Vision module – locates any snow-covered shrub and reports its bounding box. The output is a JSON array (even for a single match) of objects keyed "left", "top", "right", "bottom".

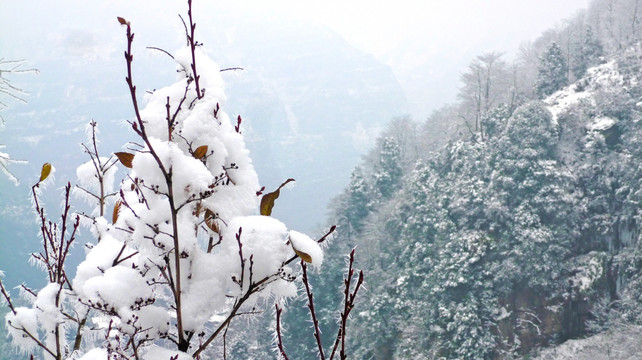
[{"left": 0, "top": 3, "right": 362, "bottom": 359}]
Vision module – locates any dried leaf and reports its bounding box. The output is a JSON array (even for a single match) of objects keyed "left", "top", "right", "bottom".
[
  {"left": 260, "top": 178, "right": 295, "bottom": 216},
  {"left": 294, "top": 249, "right": 312, "bottom": 263},
  {"left": 193, "top": 145, "right": 208, "bottom": 160},
  {"left": 39, "top": 163, "right": 52, "bottom": 182},
  {"left": 117, "top": 17, "right": 129, "bottom": 25},
  {"left": 193, "top": 203, "right": 203, "bottom": 217},
  {"left": 113, "top": 200, "right": 122, "bottom": 224},
  {"left": 115, "top": 152, "right": 135, "bottom": 168},
  {"left": 204, "top": 209, "right": 219, "bottom": 234}
]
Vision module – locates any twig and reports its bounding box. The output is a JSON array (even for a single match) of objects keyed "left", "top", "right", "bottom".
[
  {"left": 220, "top": 67, "right": 244, "bottom": 72},
  {"left": 120, "top": 18, "right": 188, "bottom": 350},
  {"left": 275, "top": 304, "right": 290, "bottom": 360},
  {"left": 329, "top": 248, "right": 364, "bottom": 360},
  {"left": 146, "top": 46, "right": 175, "bottom": 60},
  {"left": 0, "top": 276, "right": 16, "bottom": 314},
  {"left": 302, "top": 262, "right": 325, "bottom": 360},
  {"left": 187, "top": 0, "right": 202, "bottom": 99}
]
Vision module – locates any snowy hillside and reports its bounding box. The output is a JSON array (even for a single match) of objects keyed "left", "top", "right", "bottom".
[{"left": 535, "top": 326, "right": 642, "bottom": 359}]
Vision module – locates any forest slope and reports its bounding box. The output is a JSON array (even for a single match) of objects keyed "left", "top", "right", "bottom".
[{"left": 295, "top": 0, "right": 642, "bottom": 358}]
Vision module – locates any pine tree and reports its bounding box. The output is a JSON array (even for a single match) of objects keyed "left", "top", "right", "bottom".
[
  {"left": 373, "top": 136, "right": 402, "bottom": 199},
  {"left": 535, "top": 42, "right": 569, "bottom": 98},
  {"left": 344, "top": 166, "right": 372, "bottom": 233}
]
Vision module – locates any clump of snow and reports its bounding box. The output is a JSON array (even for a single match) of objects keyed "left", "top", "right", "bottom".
[
  {"left": 34, "top": 283, "right": 65, "bottom": 351},
  {"left": 568, "top": 252, "right": 603, "bottom": 293},
  {"left": 587, "top": 116, "right": 616, "bottom": 132},
  {"left": 77, "top": 348, "right": 109, "bottom": 360},
  {"left": 545, "top": 87, "right": 592, "bottom": 125},
  {"left": 222, "top": 216, "right": 291, "bottom": 286},
  {"left": 289, "top": 230, "right": 323, "bottom": 267},
  {"left": 5, "top": 308, "right": 39, "bottom": 352},
  {"left": 143, "top": 345, "right": 193, "bottom": 360},
  {"left": 73, "top": 235, "right": 134, "bottom": 298}
]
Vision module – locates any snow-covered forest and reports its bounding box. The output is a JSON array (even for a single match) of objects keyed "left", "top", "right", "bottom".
[
  {"left": 308, "top": 0, "right": 642, "bottom": 358},
  {"left": 4, "top": 0, "right": 642, "bottom": 358}
]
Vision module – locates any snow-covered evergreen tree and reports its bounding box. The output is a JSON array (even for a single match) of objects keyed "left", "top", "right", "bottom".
[
  {"left": 373, "top": 136, "right": 402, "bottom": 200},
  {"left": 535, "top": 42, "right": 569, "bottom": 98}
]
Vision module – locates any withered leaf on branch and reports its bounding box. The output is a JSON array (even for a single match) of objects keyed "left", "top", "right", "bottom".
[
  {"left": 193, "top": 145, "right": 208, "bottom": 160},
  {"left": 260, "top": 178, "right": 295, "bottom": 216},
  {"left": 294, "top": 249, "right": 312, "bottom": 263},
  {"left": 113, "top": 200, "right": 122, "bottom": 224},
  {"left": 204, "top": 208, "right": 220, "bottom": 234},
  {"left": 39, "top": 163, "right": 52, "bottom": 182},
  {"left": 115, "top": 152, "right": 135, "bottom": 168},
  {"left": 117, "top": 17, "right": 129, "bottom": 25}
]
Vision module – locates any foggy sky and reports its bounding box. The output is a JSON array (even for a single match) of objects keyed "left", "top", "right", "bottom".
[{"left": 2, "top": 0, "right": 591, "bottom": 120}]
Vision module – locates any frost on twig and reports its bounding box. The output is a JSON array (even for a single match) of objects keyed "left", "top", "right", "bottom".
[
  {"left": 0, "top": 58, "right": 39, "bottom": 124},
  {"left": 0, "top": 58, "right": 36, "bottom": 184},
  {"left": 0, "top": 144, "right": 26, "bottom": 186}
]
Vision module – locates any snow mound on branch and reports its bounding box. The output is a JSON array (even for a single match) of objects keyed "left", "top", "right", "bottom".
[
  {"left": 289, "top": 230, "right": 323, "bottom": 267},
  {"left": 77, "top": 348, "right": 109, "bottom": 360},
  {"left": 5, "top": 307, "right": 39, "bottom": 352},
  {"left": 143, "top": 345, "right": 193, "bottom": 360}
]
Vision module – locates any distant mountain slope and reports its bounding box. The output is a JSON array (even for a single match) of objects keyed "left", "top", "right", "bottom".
[
  {"left": 311, "top": 2, "right": 642, "bottom": 356},
  {"left": 0, "top": 17, "right": 405, "bottom": 291},
  {"left": 216, "top": 18, "right": 407, "bottom": 232}
]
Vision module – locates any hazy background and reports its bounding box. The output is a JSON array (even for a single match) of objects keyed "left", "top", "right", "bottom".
[
  {"left": 0, "top": 0, "right": 590, "bottom": 288},
  {"left": 2, "top": 0, "right": 591, "bottom": 118}
]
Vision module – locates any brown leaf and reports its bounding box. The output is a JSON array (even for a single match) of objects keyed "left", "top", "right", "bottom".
[
  {"left": 204, "top": 209, "right": 220, "bottom": 234},
  {"left": 39, "top": 163, "right": 52, "bottom": 182},
  {"left": 193, "top": 203, "right": 203, "bottom": 217},
  {"left": 113, "top": 200, "right": 122, "bottom": 224},
  {"left": 117, "top": 17, "right": 129, "bottom": 25},
  {"left": 294, "top": 249, "right": 312, "bottom": 263},
  {"left": 193, "top": 145, "right": 208, "bottom": 160},
  {"left": 259, "top": 178, "right": 295, "bottom": 216},
  {"left": 115, "top": 152, "right": 135, "bottom": 168}
]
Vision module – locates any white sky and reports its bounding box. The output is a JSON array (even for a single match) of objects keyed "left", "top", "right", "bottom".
[
  {"left": 273, "top": 0, "right": 591, "bottom": 57},
  {"left": 1, "top": 0, "right": 591, "bottom": 118}
]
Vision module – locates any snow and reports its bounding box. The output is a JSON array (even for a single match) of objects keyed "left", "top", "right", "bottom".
[
  {"left": 81, "top": 266, "right": 151, "bottom": 312},
  {"left": 545, "top": 86, "right": 592, "bottom": 125},
  {"left": 534, "top": 325, "right": 642, "bottom": 359},
  {"left": 588, "top": 116, "right": 616, "bottom": 132},
  {"left": 75, "top": 157, "right": 117, "bottom": 195},
  {"left": 143, "top": 345, "right": 193, "bottom": 360},
  {"left": 77, "top": 348, "right": 109, "bottom": 360},
  {"left": 289, "top": 230, "right": 324, "bottom": 267},
  {"left": 569, "top": 252, "right": 603, "bottom": 293},
  {"left": 73, "top": 235, "right": 134, "bottom": 299},
  {"left": 33, "top": 283, "right": 63, "bottom": 336},
  {"left": 544, "top": 60, "right": 623, "bottom": 125},
  {"left": 5, "top": 307, "right": 39, "bottom": 352},
  {"left": 223, "top": 216, "right": 291, "bottom": 286},
  {"left": 3, "top": 41, "right": 323, "bottom": 358}
]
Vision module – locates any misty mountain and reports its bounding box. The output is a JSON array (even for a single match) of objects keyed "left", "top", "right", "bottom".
[
  {"left": 0, "top": 16, "right": 405, "bottom": 291},
  {"left": 213, "top": 18, "right": 407, "bottom": 232},
  {"left": 270, "top": 0, "right": 642, "bottom": 358}
]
